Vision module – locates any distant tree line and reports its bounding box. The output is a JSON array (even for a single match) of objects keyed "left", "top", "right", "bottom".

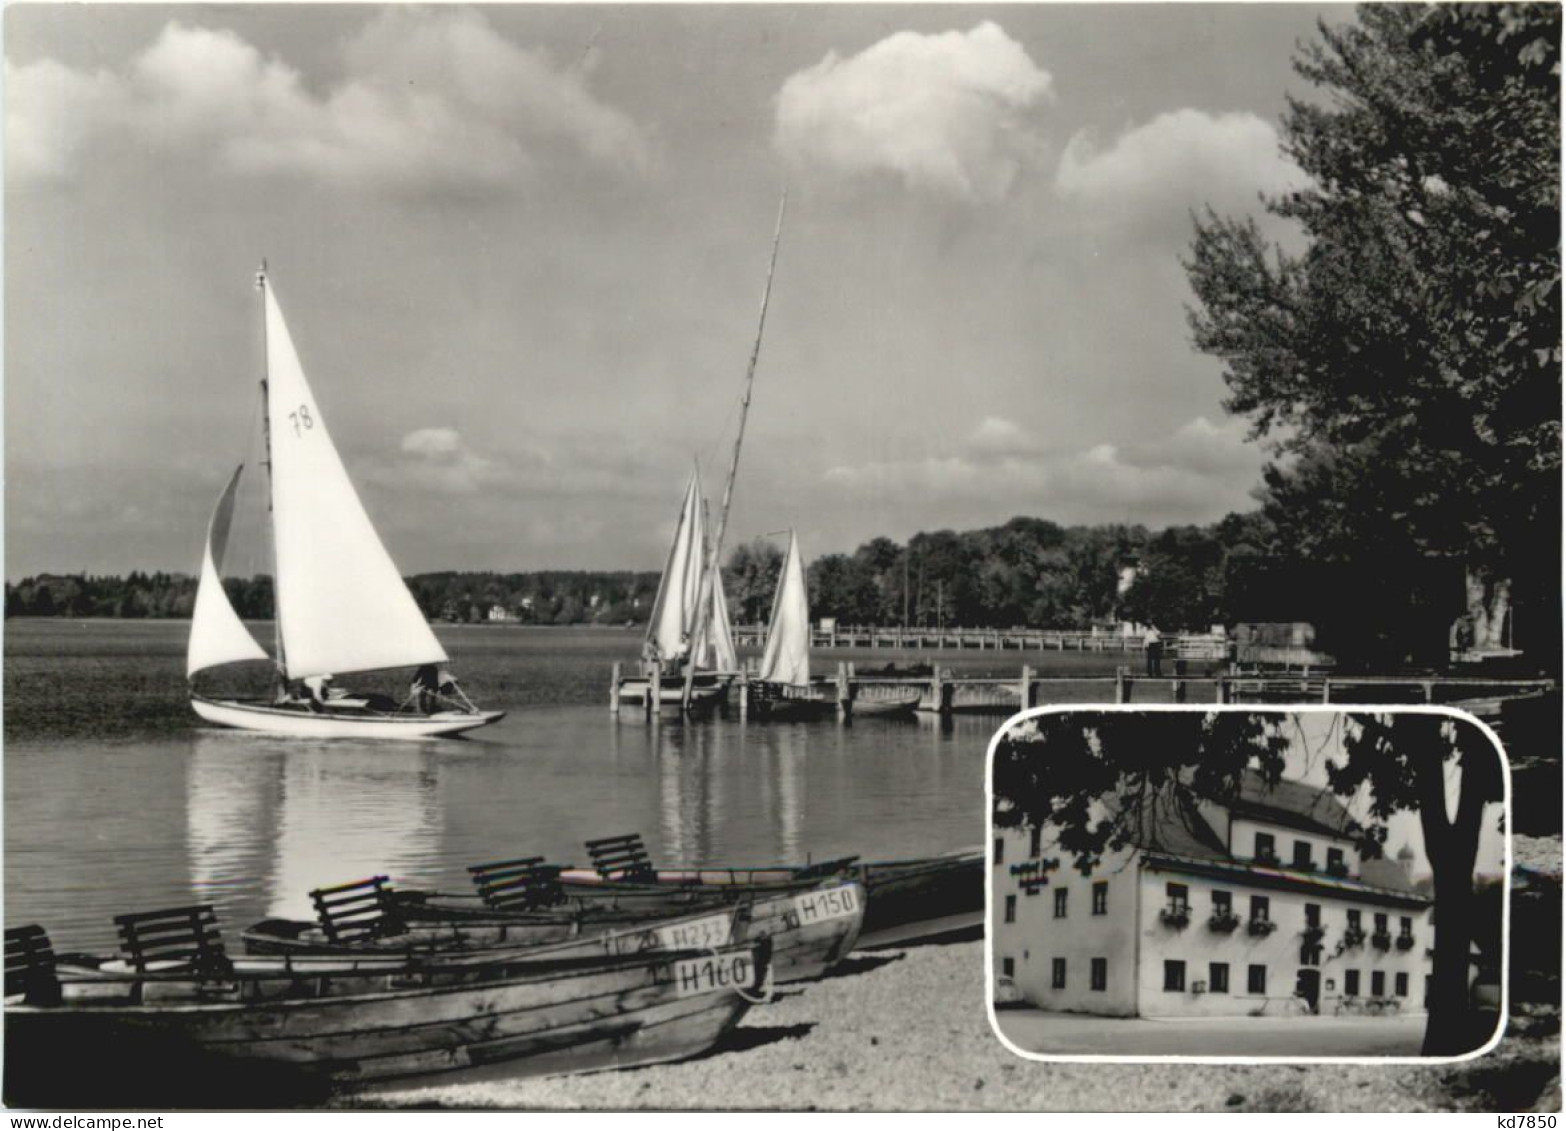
[{"left": 3, "top": 506, "right": 1484, "bottom": 667}]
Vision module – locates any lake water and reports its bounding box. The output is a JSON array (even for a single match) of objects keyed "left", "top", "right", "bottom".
[{"left": 5, "top": 619, "right": 1127, "bottom": 951}]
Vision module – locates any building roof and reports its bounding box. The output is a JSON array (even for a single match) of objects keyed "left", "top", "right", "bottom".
[
  {"left": 1122, "top": 771, "right": 1424, "bottom": 903},
  {"left": 1226, "top": 769, "right": 1357, "bottom": 840}
]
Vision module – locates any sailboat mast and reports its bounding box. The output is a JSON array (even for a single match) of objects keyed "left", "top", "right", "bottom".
[
  {"left": 683, "top": 189, "right": 787, "bottom": 710},
  {"left": 256, "top": 262, "right": 287, "bottom": 685}
]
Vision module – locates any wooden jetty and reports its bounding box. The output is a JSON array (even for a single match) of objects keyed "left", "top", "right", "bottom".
[{"left": 612, "top": 657, "right": 1555, "bottom": 721}]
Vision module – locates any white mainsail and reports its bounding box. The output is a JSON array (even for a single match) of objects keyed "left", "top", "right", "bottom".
[
  {"left": 187, "top": 464, "right": 269, "bottom": 678},
  {"left": 262, "top": 277, "right": 447, "bottom": 679},
  {"left": 758, "top": 530, "right": 811, "bottom": 687},
  {"left": 645, "top": 470, "right": 706, "bottom": 662},
  {"left": 700, "top": 576, "right": 738, "bottom": 672}
]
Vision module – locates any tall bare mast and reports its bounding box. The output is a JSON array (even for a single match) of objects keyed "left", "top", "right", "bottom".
[
  {"left": 683, "top": 189, "right": 787, "bottom": 711},
  {"left": 256, "top": 261, "right": 286, "bottom": 684}
]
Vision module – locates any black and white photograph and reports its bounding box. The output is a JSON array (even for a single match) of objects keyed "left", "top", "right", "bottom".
[
  {"left": 4, "top": 0, "right": 1560, "bottom": 1116},
  {"left": 989, "top": 708, "right": 1509, "bottom": 1059}
]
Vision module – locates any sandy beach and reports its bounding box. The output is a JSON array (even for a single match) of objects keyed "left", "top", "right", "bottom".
[{"left": 367, "top": 936, "right": 1560, "bottom": 1112}]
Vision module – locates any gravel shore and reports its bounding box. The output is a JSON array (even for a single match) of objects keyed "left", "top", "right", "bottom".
[{"left": 365, "top": 937, "right": 1559, "bottom": 1112}]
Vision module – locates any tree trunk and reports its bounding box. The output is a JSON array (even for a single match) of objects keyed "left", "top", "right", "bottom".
[
  {"left": 1415, "top": 744, "right": 1486, "bottom": 1056},
  {"left": 1464, "top": 566, "right": 1514, "bottom": 653}
]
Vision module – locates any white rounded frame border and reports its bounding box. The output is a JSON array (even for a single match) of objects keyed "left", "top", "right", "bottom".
[{"left": 983, "top": 702, "right": 1512, "bottom": 1066}]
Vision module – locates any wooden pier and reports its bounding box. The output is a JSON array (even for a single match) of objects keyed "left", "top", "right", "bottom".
[
  {"left": 726, "top": 624, "right": 1244, "bottom": 660},
  {"left": 612, "top": 659, "right": 1555, "bottom": 722}
]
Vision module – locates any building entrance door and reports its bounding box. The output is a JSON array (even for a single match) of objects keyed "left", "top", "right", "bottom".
[{"left": 1295, "top": 968, "right": 1321, "bottom": 1014}]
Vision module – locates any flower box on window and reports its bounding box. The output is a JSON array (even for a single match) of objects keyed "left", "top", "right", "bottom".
[
  {"left": 1371, "top": 931, "right": 1393, "bottom": 951},
  {"left": 1247, "top": 917, "right": 1277, "bottom": 937},
  {"left": 1160, "top": 903, "right": 1191, "bottom": 928},
  {"left": 1208, "top": 911, "right": 1241, "bottom": 933}
]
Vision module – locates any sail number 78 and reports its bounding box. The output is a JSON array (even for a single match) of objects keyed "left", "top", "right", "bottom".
[{"left": 288, "top": 405, "right": 314, "bottom": 436}]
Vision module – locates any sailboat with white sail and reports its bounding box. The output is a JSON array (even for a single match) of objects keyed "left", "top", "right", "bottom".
[
  {"left": 752, "top": 531, "right": 920, "bottom": 721},
  {"left": 186, "top": 267, "right": 503, "bottom": 739},
  {"left": 616, "top": 192, "right": 785, "bottom": 715},
  {"left": 616, "top": 467, "right": 738, "bottom": 710}
]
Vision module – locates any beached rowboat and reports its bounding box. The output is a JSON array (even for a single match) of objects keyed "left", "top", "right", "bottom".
[
  {"left": 552, "top": 836, "right": 983, "bottom": 950},
  {"left": 270, "top": 868, "right": 863, "bottom": 985},
  {"left": 6, "top": 907, "right": 765, "bottom": 1101}
]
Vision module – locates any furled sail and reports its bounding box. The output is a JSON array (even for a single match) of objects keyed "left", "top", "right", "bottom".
[
  {"left": 262, "top": 278, "right": 447, "bottom": 679},
  {"left": 758, "top": 530, "right": 811, "bottom": 687},
  {"left": 644, "top": 470, "right": 706, "bottom": 663},
  {"left": 187, "top": 464, "right": 269, "bottom": 678}
]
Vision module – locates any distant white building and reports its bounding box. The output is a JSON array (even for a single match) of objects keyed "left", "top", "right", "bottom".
[
  {"left": 993, "top": 771, "right": 1433, "bottom": 1018},
  {"left": 486, "top": 604, "right": 517, "bottom": 623}
]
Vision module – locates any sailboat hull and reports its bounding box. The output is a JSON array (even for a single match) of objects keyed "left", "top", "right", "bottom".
[
  {"left": 615, "top": 675, "right": 731, "bottom": 709},
  {"left": 191, "top": 695, "right": 503, "bottom": 739}
]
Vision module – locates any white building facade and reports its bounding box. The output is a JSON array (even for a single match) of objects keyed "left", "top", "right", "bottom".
[{"left": 993, "top": 774, "right": 1433, "bottom": 1018}]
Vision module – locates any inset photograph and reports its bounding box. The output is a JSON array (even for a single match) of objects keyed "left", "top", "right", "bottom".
[{"left": 990, "top": 708, "right": 1507, "bottom": 1060}]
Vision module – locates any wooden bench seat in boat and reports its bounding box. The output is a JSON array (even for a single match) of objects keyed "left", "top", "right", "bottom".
[
  {"left": 6, "top": 924, "right": 61, "bottom": 1005},
  {"left": 310, "top": 876, "right": 407, "bottom": 944},
  {"left": 115, "top": 904, "right": 235, "bottom": 978},
  {"left": 585, "top": 834, "right": 657, "bottom": 882},
  {"left": 467, "top": 856, "right": 566, "bottom": 910}
]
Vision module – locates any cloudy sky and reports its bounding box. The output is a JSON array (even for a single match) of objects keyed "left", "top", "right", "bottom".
[{"left": 5, "top": 3, "right": 1345, "bottom": 579}]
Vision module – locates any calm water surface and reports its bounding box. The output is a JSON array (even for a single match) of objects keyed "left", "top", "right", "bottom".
[{"left": 5, "top": 619, "right": 1045, "bottom": 950}]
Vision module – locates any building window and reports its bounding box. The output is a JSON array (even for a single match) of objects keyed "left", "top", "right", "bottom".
[
  {"left": 1052, "top": 958, "right": 1066, "bottom": 989},
  {"left": 1305, "top": 903, "right": 1321, "bottom": 928},
  {"left": 1054, "top": 888, "right": 1068, "bottom": 919},
  {"left": 1293, "top": 840, "right": 1314, "bottom": 869},
  {"left": 1248, "top": 964, "right": 1267, "bottom": 994},
  {"left": 1255, "top": 832, "right": 1277, "bottom": 862},
  {"left": 1327, "top": 847, "right": 1347, "bottom": 875},
  {"left": 1395, "top": 973, "right": 1409, "bottom": 997},
  {"left": 1004, "top": 895, "right": 1016, "bottom": 924},
  {"left": 1002, "top": 956, "right": 1015, "bottom": 977},
  {"left": 1399, "top": 916, "right": 1413, "bottom": 938},
  {"left": 1210, "top": 962, "right": 1230, "bottom": 993},
  {"left": 1091, "top": 957, "right": 1107, "bottom": 992},
  {"left": 1345, "top": 969, "right": 1360, "bottom": 996},
  {"left": 1250, "top": 894, "right": 1270, "bottom": 922},
  {"left": 1166, "top": 882, "right": 1189, "bottom": 913},
  {"left": 1374, "top": 912, "right": 1388, "bottom": 933},
  {"left": 1347, "top": 909, "right": 1362, "bottom": 930},
  {"left": 1029, "top": 826, "right": 1042, "bottom": 857},
  {"left": 1092, "top": 881, "right": 1108, "bottom": 915},
  {"left": 1371, "top": 971, "right": 1386, "bottom": 997},
  {"left": 1164, "top": 960, "right": 1186, "bottom": 992},
  {"left": 1213, "top": 890, "right": 1232, "bottom": 913}
]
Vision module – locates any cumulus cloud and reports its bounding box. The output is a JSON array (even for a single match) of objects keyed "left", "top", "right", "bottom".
[
  {"left": 398, "top": 427, "right": 499, "bottom": 493},
  {"left": 822, "top": 413, "right": 1264, "bottom": 526},
  {"left": 774, "top": 22, "right": 1052, "bottom": 203},
  {"left": 1055, "top": 109, "right": 1304, "bottom": 224},
  {"left": 7, "top": 10, "right": 649, "bottom": 191}
]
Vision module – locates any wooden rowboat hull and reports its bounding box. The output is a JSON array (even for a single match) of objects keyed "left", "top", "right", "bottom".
[
  {"left": 378, "top": 882, "right": 865, "bottom": 985},
  {"left": 7, "top": 944, "right": 762, "bottom": 1102},
  {"left": 558, "top": 854, "right": 981, "bottom": 951},
  {"left": 847, "top": 691, "right": 922, "bottom": 719},
  {"left": 192, "top": 695, "right": 504, "bottom": 739}
]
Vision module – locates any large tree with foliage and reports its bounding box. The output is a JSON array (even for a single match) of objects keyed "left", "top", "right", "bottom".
[
  {"left": 994, "top": 710, "right": 1503, "bottom": 1055},
  {"left": 1185, "top": 3, "right": 1560, "bottom": 665}
]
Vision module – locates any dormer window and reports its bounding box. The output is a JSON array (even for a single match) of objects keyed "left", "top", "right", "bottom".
[
  {"left": 1326, "top": 847, "right": 1348, "bottom": 876},
  {"left": 1254, "top": 832, "right": 1278, "bottom": 864}
]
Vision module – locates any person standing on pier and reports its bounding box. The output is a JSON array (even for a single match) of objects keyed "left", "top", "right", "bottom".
[{"left": 1143, "top": 624, "right": 1163, "bottom": 676}]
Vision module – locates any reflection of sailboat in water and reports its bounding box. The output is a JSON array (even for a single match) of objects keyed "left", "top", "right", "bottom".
[
  {"left": 186, "top": 267, "right": 502, "bottom": 739},
  {"left": 267, "top": 746, "right": 444, "bottom": 920},
  {"left": 186, "top": 738, "right": 285, "bottom": 918},
  {"left": 185, "top": 737, "right": 445, "bottom": 922}
]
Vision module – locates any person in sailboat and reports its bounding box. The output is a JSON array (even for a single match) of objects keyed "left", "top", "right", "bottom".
[
  {"left": 303, "top": 674, "right": 335, "bottom": 712},
  {"left": 412, "top": 664, "right": 441, "bottom": 714}
]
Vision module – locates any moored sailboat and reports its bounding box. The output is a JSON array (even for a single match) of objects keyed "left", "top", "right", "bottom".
[
  {"left": 615, "top": 468, "right": 738, "bottom": 710},
  {"left": 187, "top": 268, "right": 502, "bottom": 739}
]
